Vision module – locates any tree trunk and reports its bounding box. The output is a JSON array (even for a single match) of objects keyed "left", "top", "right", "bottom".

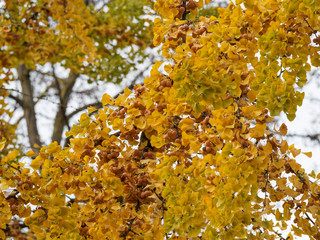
[{"left": 18, "top": 64, "right": 41, "bottom": 153}]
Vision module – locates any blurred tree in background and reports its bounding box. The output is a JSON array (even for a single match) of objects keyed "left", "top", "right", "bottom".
[{"left": 0, "top": 0, "right": 155, "bottom": 154}]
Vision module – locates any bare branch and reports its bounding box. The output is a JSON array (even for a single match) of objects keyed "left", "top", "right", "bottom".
[
  {"left": 34, "top": 82, "right": 56, "bottom": 105},
  {"left": 14, "top": 115, "right": 24, "bottom": 126},
  {"left": 1, "top": 87, "right": 72, "bottom": 109},
  {"left": 66, "top": 101, "right": 102, "bottom": 121},
  {"left": 72, "top": 88, "right": 97, "bottom": 96},
  {"left": 8, "top": 93, "right": 24, "bottom": 108},
  {"left": 286, "top": 133, "right": 320, "bottom": 144}
]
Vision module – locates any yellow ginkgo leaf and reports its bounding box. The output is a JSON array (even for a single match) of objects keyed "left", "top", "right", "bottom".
[
  {"left": 101, "top": 93, "right": 114, "bottom": 106},
  {"left": 0, "top": 137, "right": 6, "bottom": 151},
  {"left": 302, "top": 152, "right": 312, "bottom": 158},
  {"left": 279, "top": 123, "right": 288, "bottom": 136},
  {"left": 251, "top": 123, "right": 266, "bottom": 138},
  {"left": 26, "top": 150, "right": 35, "bottom": 157},
  {"left": 30, "top": 156, "right": 42, "bottom": 170},
  {"left": 7, "top": 150, "right": 19, "bottom": 161},
  {"left": 88, "top": 106, "right": 97, "bottom": 114}
]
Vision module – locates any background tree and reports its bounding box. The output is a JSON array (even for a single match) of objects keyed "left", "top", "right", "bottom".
[
  {"left": 1, "top": 0, "right": 320, "bottom": 239},
  {"left": 0, "top": 0, "right": 155, "bottom": 155}
]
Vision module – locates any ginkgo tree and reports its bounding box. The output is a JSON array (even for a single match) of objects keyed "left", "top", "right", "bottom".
[{"left": 1, "top": 0, "right": 320, "bottom": 239}]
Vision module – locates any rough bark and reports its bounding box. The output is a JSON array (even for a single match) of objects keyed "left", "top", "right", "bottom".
[{"left": 18, "top": 64, "right": 41, "bottom": 153}]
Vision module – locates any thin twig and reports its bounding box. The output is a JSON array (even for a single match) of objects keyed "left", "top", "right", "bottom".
[
  {"left": 7, "top": 163, "right": 21, "bottom": 173},
  {"left": 274, "top": 231, "right": 288, "bottom": 240},
  {"left": 66, "top": 101, "right": 102, "bottom": 120},
  {"left": 1, "top": 87, "right": 75, "bottom": 110},
  {"left": 305, "top": 212, "right": 315, "bottom": 225},
  {"left": 34, "top": 82, "right": 56, "bottom": 105},
  {"left": 263, "top": 164, "right": 270, "bottom": 210},
  {"left": 304, "top": 18, "right": 319, "bottom": 37},
  {"left": 122, "top": 217, "right": 138, "bottom": 240}
]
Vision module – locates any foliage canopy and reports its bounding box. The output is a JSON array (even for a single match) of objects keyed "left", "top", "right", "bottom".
[{"left": 1, "top": 0, "right": 320, "bottom": 239}]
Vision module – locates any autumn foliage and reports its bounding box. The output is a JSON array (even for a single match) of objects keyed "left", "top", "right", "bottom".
[
  {"left": 1, "top": 0, "right": 320, "bottom": 239},
  {"left": 0, "top": 0, "right": 153, "bottom": 154}
]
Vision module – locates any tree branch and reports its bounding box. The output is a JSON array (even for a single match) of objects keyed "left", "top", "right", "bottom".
[
  {"left": 1, "top": 87, "right": 71, "bottom": 108},
  {"left": 14, "top": 115, "right": 24, "bottom": 126},
  {"left": 8, "top": 93, "right": 24, "bottom": 108},
  {"left": 51, "top": 67, "right": 79, "bottom": 144},
  {"left": 66, "top": 101, "right": 102, "bottom": 121},
  {"left": 34, "top": 82, "right": 56, "bottom": 105},
  {"left": 286, "top": 133, "right": 320, "bottom": 144}
]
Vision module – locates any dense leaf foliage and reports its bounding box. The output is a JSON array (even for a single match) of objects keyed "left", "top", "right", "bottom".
[
  {"left": 1, "top": 0, "right": 320, "bottom": 239},
  {"left": 0, "top": 81, "right": 17, "bottom": 157},
  {"left": 0, "top": 0, "right": 152, "bottom": 82}
]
